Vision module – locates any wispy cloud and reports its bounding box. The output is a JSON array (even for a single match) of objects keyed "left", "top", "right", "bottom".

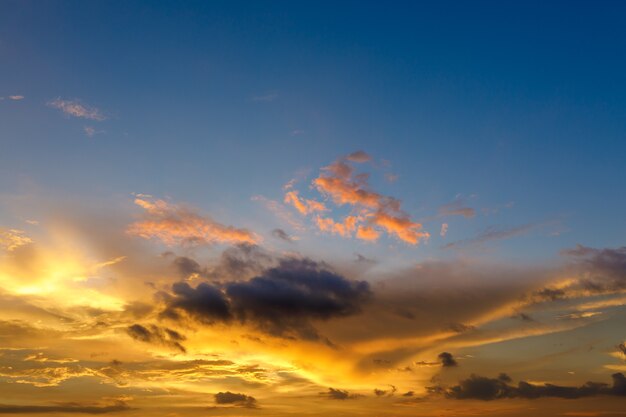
[
  {"left": 47, "top": 98, "right": 106, "bottom": 121},
  {"left": 128, "top": 196, "right": 260, "bottom": 246},
  {"left": 440, "top": 223, "right": 448, "bottom": 237},
  {"left": 438, "top": 197, "right": 476, "bottom": 218},
  {"left": 0, "top": 228, "right": 33, "bottom": 251},
  {"left": 250, "top": 92, "right": 278, "bottom": 102},
  {"left": 443, "top": 224, "right": 533, "bottom": 249}
]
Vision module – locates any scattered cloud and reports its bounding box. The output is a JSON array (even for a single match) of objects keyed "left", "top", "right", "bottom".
[
  {"left": 438, "top": 197, "right": 476, "bottom": 218},
  {"left": 271, "top": 228, "right": 293, "bottom": 243},
  {"left": 286, "top": 152, "right": 429, "bottom": 244},
  {"left": 8, "top": 95, "right": 24, "bottom": 100},
  {"left": 443, "top": 224, "right": 533, "bottom": 249},
  {"left": 284, "top": 190, "right": 327, "bottom": 215},
  {"left": 214, "top": 391, "right": 257, "bottom": 408},
  {"left": 440, "top": 223, "right": 448, "bottom": 237},
  {"left": 321, "top": 388, "right": 360, "bottom": 400},
  {"left": 126, "top": 323, "right": 186, "bottom": 353},
  {"left": 438, "top": 352, "right": 458, "bottom": 367},
  {"left": 0, "top": 228, "right": 33, "bottom": 251},
  {"left": 83, "top": 126, "right": 102, "bottom": 137},
  {"left": 47, "top": 98, "right": 106, "bottom": 121},
  {"left": 128, "top": 196, "right": 259, "bottom": 246},
  {"left": 439, "top": 372, "right": 626, "bottom": 400}
]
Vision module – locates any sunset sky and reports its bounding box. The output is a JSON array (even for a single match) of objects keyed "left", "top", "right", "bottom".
[{"left": 1, "top": 1, "right": 626, "bottom": 416}]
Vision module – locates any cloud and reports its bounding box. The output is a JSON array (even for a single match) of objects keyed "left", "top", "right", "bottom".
[
  {"left": 250, "top": 92, "right": 277, "bottom": 102},
  {"left": 47, "top": 98, "right": 106, "bottom": 121},
  {"left": 345, "top": 150, "right": 371, "bottom": 163},
  {"left": 83, "top": 126, "right": 101, "bottom": 137},
  {"left": 284, "top": 190, "right": 327, "bottom": 215},
  {"left": 0, "top": 228, "right": 33, "bottom": 251},
  {"left": 617, "top": 343, "right": 626, "bottom": 357},
  {"left": 161, "top": 257, "right": 370, "bottom": 341},
  {"left": 438, "top": 198, "right": 476, "bottom": 218},
  {"left": 443, "top": 224, "right": 533, "bottom": 249},
  {"left": 562, "top": 245, "right": 626, "bottom": 291},
  {"left": 271, "top": 228, "right": 293, "bottom": 242},
  {"left": 214, "top": 391, "right": 257, "bottom": 408},
  {"left": 0, "top": 401, "right": 131, "bottom": 414},
  {"left": 440, "top": 223, "right": 448, "bottom": 237},
  {"left": 441, "top": 373, "right": 626, "bottom": 400},
  {"left": 128, "top": 196, "right": 259, "bottom": 246},
  {"left": 126, "top": 324, "right": 186, "bottom": 353},
  {"left": 438, "top": 352, "right": 458, "bottom": 367},
  {"left": 287, "top": 153, "right": 429, "bottom": 244},
  {"left": 322, "top": 388, "right": 359, "bottom": 400},
  {"left": 8, "top": 95, "right": 24, "bottom": 100}
]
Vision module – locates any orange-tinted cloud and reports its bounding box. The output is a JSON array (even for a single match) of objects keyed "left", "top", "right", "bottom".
[
  {"left": 356, "top": 226, "right": 381, "bottom": 242},
  {"left": 128, "top": 197, "right": 259, "bottom": 246},
  {"left": 315, "top": 216, "right": 358, "bottom": 237},
  {"left": 289, "top": 153, "right": 429, "bottom": 245},
  {"left": 284, "top": 191, "right": 327, "bottom": 215}
]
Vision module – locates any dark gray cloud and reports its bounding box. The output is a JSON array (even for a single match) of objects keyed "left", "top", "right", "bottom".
[
  {"left": 322, "top": 388, "right": 360, "bottom": 400},
  {"left": 441, "top": 372, "right": 626, "bottom": 400},
  {"left": 618, "top": 343, "right": 626, "bottom": 356},
  {"left": 374, "top": 385, "right": 397, "bottom": 397},
  {"left": 172, "top": 256, "right": 204, "bottom": 278},
  {"left": 354, "top": 253, "right": 376, "bottom": 265},
  {"left": 438, "top": 352, "right": 458, "bottom": 367},
  {"left": 214, "top": 391, "right": 257, "bottom": 408},
  {"left": 0, "top": 401, "right": 130, "bottom": 414},
  {"left": 161, "top": 257, "right": 370, "bottom": 341},
  {"left": 271, "top": 228, "right": 293, "bottom": 243},
  {"left": 126, "top": 324, "right": 186, "bottom": 353}
]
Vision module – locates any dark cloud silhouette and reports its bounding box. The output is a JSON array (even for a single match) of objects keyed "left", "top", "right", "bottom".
[
  {"left": 0, "top": 401, "right": 130, "bottom": 414},
  {"left": 441, "top": 372, "right": 626, "bottom": 400},
  {"left": 161, "top": 282, "right": 231, "bottom": 323},
  {"left": 618, "top": 343, "right": 626, "bottom": 356},
  {"left": 448, "top": 323, "right": 475, "bottom": 333},
  {"left": 214, "top": 391, "right": 257, "bottom": 408},
  {"left": 438, "top": 352, "right": 458, "bottom": 367},
  {"left": 172, "top": 256, "right": 204, "bottom": 278},
  {"left": 271, "top": 228, "right": 293, "bottom": 242},
  {"left": 532, "top": 287, "right": 565, "bottom": 302},
  {"left": 322, "top": 388, "right": 360, "bottom": 400},
  {"left": 161, "top": 258, "right": 370, "bottom": 341},
  {"left": 126, "top": 324, "right": 186, "bottom": 353},
  {"left": 374, "top": 385, "right": 397, "bottom": 397}
]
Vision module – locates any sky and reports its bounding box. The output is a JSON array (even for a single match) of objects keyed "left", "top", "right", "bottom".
[{"left": 1, "top": 1, "right": 626, "bottom": 416}]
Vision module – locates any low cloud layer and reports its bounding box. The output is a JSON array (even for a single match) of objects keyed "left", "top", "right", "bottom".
[
  {"left": 439, "top": 372, "right": 626, "bottom": 400},
  {"left": 161, "top": 257, "right": 370, "bottom": 340}
]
